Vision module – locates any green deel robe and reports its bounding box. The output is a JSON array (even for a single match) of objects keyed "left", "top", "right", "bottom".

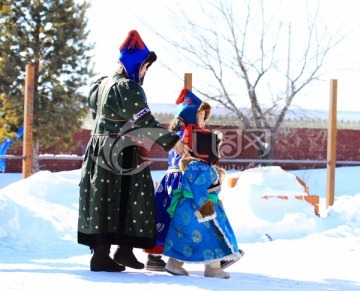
[{"left": 77, "top": 72, "right": 179, "bottom": 249}]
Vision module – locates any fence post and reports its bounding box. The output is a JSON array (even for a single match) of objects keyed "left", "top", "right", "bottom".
[
  {"left": 22, "top": 64, "right": 35, "bottom": 179},
  {"left": 326, "top": 79, "right": 337, "bottom": 208}
]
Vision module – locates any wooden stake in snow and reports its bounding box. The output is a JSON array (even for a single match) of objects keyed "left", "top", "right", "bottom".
[{"left": 326, "top": 79, "right": 337, "bottom": 208}]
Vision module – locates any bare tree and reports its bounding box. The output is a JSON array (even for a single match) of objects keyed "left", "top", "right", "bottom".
[{"left": 151, "top": 0, "right": 347, "bottom": 160}]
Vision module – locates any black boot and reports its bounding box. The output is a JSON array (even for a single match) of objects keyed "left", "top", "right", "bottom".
[
  {"left": 145, "top": 254, "right": 166, "bottom": 271},
  {"left": 113, "top": 245, "right": 144, "bottom": 269},
  {"left": 90, "top": 245, "right": 125, "bottom": 272}
]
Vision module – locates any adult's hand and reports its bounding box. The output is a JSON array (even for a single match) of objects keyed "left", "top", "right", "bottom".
[{"left": 174, "top": 140, "right": 191, "bottom": 157}]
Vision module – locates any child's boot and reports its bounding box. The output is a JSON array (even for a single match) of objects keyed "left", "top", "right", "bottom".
[
  {"left": 164, "top": 258, "right": 189, "bottom": 276},
  {"left": 145, "top": 254, "right": 166, "bottom": 271},
  {"left": 204, "top": 261, "right": 230, "bottom": 279}
]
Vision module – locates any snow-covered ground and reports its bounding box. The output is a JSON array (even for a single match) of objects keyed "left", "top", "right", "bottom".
[{"left": 0, "top": 166, "right": 359, "bottom": 290}]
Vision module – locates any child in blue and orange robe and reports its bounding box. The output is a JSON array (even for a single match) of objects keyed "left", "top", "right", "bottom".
[
  {"left": 163, "top": 125, "right": 243, "bottom": 279},
  {"left": 143, "top": 89, "right": 211, "bottom": 271}
]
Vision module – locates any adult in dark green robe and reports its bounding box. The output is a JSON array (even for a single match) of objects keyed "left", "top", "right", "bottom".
[{"left": 77, "top": 30, "right": 186, "bottom": 272}]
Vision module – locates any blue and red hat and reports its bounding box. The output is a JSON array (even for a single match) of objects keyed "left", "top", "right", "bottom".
[
  {"left": 175, "top": 89, "right": 211, "bottom": 126},
  {"left": 119, "top": 30, "right": 156, "bottom": 83}
]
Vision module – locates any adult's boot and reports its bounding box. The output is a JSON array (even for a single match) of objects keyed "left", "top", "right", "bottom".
[
  {"left": 90, "top": 245, "right": 125, "bottom": 272},
  {"left": 113, "top": 245, "right": 144, "bottom": 269}
]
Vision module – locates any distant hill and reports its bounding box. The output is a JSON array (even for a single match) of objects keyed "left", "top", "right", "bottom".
[
  {"left": 149, "top": 103, "right": 360, "bottom": 129},
  {"left": 149, "top": 103, "right": 234, "bottom": 116},
  {"left": 149, "top": 103, "right": 360, "bottom": 120},
  {"left": 82, "top": 103, "right": 360, "bottom": 130}
]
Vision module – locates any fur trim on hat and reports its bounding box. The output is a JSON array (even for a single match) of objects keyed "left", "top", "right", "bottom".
[
  {"left": 143, "top": 51, "right": 157, "bottom": 68},
  {"left": 198, "top": 101, "right": 211, "bottom": 121}
]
